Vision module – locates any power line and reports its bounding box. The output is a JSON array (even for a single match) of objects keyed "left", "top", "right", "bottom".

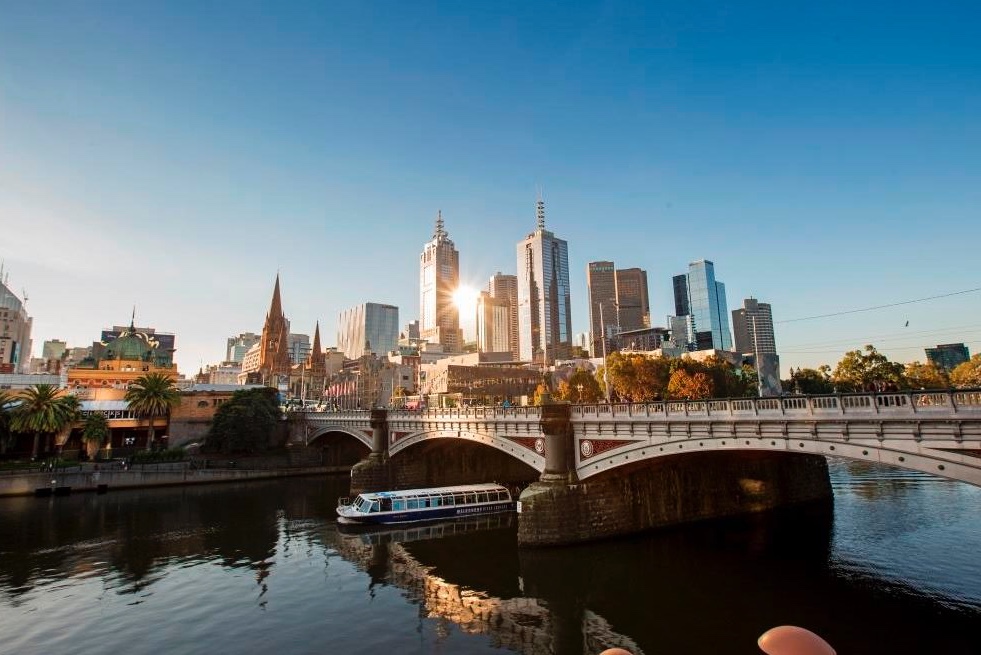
[{"left": 776, "top": 287, "right": 981, "bottom": 324}]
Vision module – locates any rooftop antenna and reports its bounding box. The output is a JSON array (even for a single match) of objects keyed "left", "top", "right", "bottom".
[
  {"left": 435, "top": 210, "right": 445, "bottom": 240},
  {"left": 536, "top": 186, "right": 546, "bottom": 230}
]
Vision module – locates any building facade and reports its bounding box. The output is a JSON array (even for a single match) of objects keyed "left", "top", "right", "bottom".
[
  {"left": 926, "top": 343, "right": 970, "bottom": 373},
  {"left": 287, "top": 333, "right": 311, "bottom": 365},
  {"left": 0, "top": 274, "right": 32, "bottom": 374},
  {"left": 419, "top": 212, "right": 463, "bottom": 352},
  {"left": 487, "top": 272, "right": 519, "bottom": 360},
  {"left": 226, "top": 332, "right": 260, "bottom": 364},
  {"left": 337, "top": 302, "right": 399, "bottom": 359},
  {"left": 476, "top": 291, "right": 511, "bottom": 354},
  {"left": 516, "top": 198, "right": 572, "bottom": 365},
  {"left": 732, "top": 298, "right": 776, "bottom": 356},
  {"left": 68, "top": 319, "right": 178, "bottom": 389},
  {"left": 587, "top": 261, "right": 617, "bottom": 359},
  {"left": 672, "top": 260, "right": 733, "bottom": 351},
  {"left": 615, "top": 267, "right": 650, "bottom": 331}
]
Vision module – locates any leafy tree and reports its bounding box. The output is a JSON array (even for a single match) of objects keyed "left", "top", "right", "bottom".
[
  {"left": 205, "top": 388, "right": 281, "bottom": 454},
  {"left": 559, "top": 367, "right": 603, "bottom": 403},
  {"left": 532, "top": 383, "right": 550, "bottom": 406},
  {"left": 666, "top": 370, "right": 712, "bottom": 400},
  {"left": 10, "top": 384, "right": 81, "bottom": 459},
  {"left": 832, "top": 345, "right": 905, "bottom": 392},
  {"left": 81, "top": 412, "right": 110, "bottom": 459},
  {"left": 125, "top": 373, "right": 180, "bottom": 451},
  {"left": 0, "top": 391, "right": 14, "bottom": 455},
  {"left": 903, "top": 361, "right": 949, "bottom": 390},
  {"left": 950, "top": 354, "right": 981, "bottom": 388},
  {"left": 789, "top": 367, "right": 836, "bottom": 394}
]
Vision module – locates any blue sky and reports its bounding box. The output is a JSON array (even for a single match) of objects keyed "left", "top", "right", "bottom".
[{"left": 2, "top": 1, "right": 979, "bottom": 376}]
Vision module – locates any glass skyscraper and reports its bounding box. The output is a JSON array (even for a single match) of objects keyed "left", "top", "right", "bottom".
[
  {"left": 673, "top": 260, "right": 732, "bottom": 351},
  {"left": 337, "top": 302, "right": 399, "bottom": 359},
  {"left": 516, "top": 198, "right": 572, "bottom": 365},
  {"left": 419, "top": 211, "right": 463, "bottom": 352}
]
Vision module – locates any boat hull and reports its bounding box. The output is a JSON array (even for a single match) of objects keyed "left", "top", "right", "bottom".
[{"left": 336, "top": 501, "right": 515, "bottom": 526}]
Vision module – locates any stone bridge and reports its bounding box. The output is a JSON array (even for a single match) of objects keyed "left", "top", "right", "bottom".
[{"left": 289, "top": 390, "right": 981, "bottom": 545}]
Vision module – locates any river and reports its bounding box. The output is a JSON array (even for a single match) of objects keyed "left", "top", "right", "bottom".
[{"left": 0, "top": 459, "right": 978, "bottom": 655}]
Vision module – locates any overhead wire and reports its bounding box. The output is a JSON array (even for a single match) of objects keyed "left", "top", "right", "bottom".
[{"left": 776, "top": 287, "right": 981, "bottom": 324}]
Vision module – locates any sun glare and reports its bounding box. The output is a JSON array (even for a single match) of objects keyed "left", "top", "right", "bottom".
[{"left": 452, "top": 285, "right": 478, "bottom": 311}]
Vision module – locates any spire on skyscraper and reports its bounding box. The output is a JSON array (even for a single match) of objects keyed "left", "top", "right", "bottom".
[
  {"left": 536, "top": 191, "right": 546, "bottom": 231},
  {"left": 434, "top": 210, "right": 446, "bottom": 241}
]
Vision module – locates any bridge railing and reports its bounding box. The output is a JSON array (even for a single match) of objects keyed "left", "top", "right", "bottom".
[{"left": 570, "top": 390, "right": 981, "bottom": 419}]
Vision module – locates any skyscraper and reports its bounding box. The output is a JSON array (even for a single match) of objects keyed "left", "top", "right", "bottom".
[
  {"left": 226, "top": 332, "right": 260, "bottom": 363},
  {"left": 516, "top": 197, "right": 572, "bottom": 365},
  {"left": 732, "top": 298, "right": 776, "bottom": 356},
  {"left": 615, "top": 268, "right": 650, "bottom": 331},
  {"left": 287, "top": 333, "right": 311, "bottom": 365},
  {"left": 926, "top": 343, "right": 970, "bottom": 372},
  {"left": 337, "top": 302, "right": 399, "bottom": 359},
  {"left": 476, "top": 291, "right": 511, "bottom": 354},
  {"left": 672, "top": 260, "right": 732, "bottom": 351},
  {"left": 488, "top": 272, "right": 519, "bottom": 360},
  {"left": 0, "top": 270, "right": 32, "bottom": 373},
  {"left": 419, "top": 212, "right": 463, "bottom": 352},
  {"left": 586, "top": 261, "right": 617, "bottom": 358}
]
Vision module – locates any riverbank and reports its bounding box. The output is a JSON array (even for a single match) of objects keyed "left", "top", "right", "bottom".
[{"left": 0, "top": 463, "right": 349, "bottom": 497}]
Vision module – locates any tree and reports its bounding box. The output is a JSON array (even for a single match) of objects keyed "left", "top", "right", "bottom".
[
  {"left": 0, "top": 390, "right": 14, "bottom": 455},
  {"left": 903, "top": 361, "right": 949, "bottom": 390},
  {"left": 10, "top": 384, "right": 81, "bottom": 459},
  {"left": 125, "top": 373, "right": 180, "bottom": 451},
  {"left": 562, "top": 368, "right": 603, "bottom": 403},
  {"left": 832, "top": 345, "right": 905, "bottom": 392},
  {"left": 790, "top": 367, "right": 836, "bottom": 394},
  {"left": 666, "top": 370, "right": 712, "bottom": 400},
  {"left": 205, "top": 388, "right": 281, "bottom": 454},
  {"left": 950, "top": 354, "right": 981, "bottom": 388},
  {"left": 81, "top": 412, "right": 111, "bottom": 460},
  {"left": 532, "top": 383, "right": 550, "bottom": 406}
]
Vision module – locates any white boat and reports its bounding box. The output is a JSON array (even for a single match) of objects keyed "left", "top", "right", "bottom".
[{"left": 336, "top": 483, "right": 515, "bottom": 525}]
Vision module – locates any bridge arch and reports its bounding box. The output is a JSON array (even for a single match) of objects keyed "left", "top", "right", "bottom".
[
  {"left": 390, "top": 428, "right": 545, "bottom": 472},
  {"left": 307, "top": 424, "right": 373, "bottom": 449}
]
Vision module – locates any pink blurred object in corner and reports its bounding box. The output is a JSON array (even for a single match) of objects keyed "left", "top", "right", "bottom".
[{"left": 758, "top": 625, "right": 836, "bottom": 655}]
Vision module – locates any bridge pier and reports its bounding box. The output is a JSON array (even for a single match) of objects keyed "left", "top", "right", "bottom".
[
  {"left": 517, "top": 403, "right": 833, "bottom": 546},
  {"left": 350, "top": 409, "right": 392, "bottom": 495}
]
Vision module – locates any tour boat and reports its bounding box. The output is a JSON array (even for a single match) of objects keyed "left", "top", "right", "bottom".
[{"left": 336, "top": 483, "right": 515, "bottom": 525}]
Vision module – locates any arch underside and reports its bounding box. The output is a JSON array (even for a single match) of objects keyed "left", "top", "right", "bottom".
[
  {"left": 574, "top": 435, "right": 981, "bottom": 486},
  {"left": 391, "top": 429, "right": 546, "bottom": 472},
  {"left": 307, "top": 425, "right": 373, "bottom": 449}
]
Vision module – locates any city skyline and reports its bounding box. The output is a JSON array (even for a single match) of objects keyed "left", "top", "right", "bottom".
[{"left": 2, "top": 2, "right": 979, "bottom": 375}]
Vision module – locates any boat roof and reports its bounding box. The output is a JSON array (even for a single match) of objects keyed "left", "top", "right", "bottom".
[{"left": 358, "top": 483, "right": 508, "bottom": 499}]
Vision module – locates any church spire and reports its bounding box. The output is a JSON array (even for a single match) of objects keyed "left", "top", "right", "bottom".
[
  {"left": 268, "top": 274, "right": 284, "bottom": 319},
  {"left": 434, "top": 210, "right": 446, "bottom": 241},
  {"left": 309, "top": 321, "right": 322, "bottom": 363}
]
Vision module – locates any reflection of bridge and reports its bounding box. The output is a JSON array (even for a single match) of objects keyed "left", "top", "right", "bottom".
[{"left": 291, "top": 390, "right": 981, "bottom": 544}]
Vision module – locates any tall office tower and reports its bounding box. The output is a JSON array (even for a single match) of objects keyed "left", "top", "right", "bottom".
[
  {"left": 516, "top": 197, "right": 572, "bottom": 365},
  {"left": 732, "top": 298, "right": 776, "bottom": 356},
  {"left": 926, "top": 343, "right": 970, "bottom": 372},
  {"left": 287, "top": 333, "right": 311, "bottom": 365},
  {"left": 476, "top": 291, "right": 511, "bottom": 353},
  {"left": 673, "top": 260, "right": 732, "bottom": 351},
  {"left": 488, "top": 272, "right": 519, "bottom": 359},
  {"left": 587, "top": 261, "right": 617, "bottom": 358},
  {"left": 0, "top": 269, "right": 33, "bottom": 373},
  {"left": 419, "top": 212, "right": 463, "bottom": 352},
  {"left": 337, "top": 302, "right": 399, "bottom": 359},
  {"left": 42, "top": 339, "right": 67, "bottom": 362},
  {"left": 258, "top": 274, "right": 293, "bottom": 384},
  {"left": 615, "top": 267, "right": 650, "bottom": 330},
  {"left": 226, "top": 332, "right": 260, "bottom": 363}
]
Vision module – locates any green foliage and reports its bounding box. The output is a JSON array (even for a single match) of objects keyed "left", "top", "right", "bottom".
[
  {"left": 556, "top": 368, "right": 603, "bottom": 403},
  {"left": 666, "top": 369, "right": 712, "bottom": 400},
  {"left": 82, "top": 412, "right": 110, "bottom": 444},
  {"left": 950, "top": 354, "right": 981, "bottom": 388},
  {"left": 903, "top": 361, "right": 949, "bottom": 390},
  {"left": 598, "top": 352, "right": 755, "bottom": 401},
  {"left": 0, "top": 391, "right": 13, "bottom": 452},
  {"left": 205, "top": 388, "right": 281, "bottom": 454},
  {"left": 788, "top": 367, "right": 836, "bottom": 394},
  {"left": 125, "top": 373, "right": 180, "bottom": 450},
  {"left": 832, "top": 345, "right": 905, "bottom": 392},
  {"left": 9, "top": 385, "right": 80, "bottom": 458}
]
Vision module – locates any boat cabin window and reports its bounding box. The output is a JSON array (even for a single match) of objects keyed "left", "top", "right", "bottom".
[
  {"left": 465, "top": 493, "right": 476, "bottom": 504},
  {"left": 443, "top": 494, "right": 454, "bottom": 506},
  {"left": 477, "top": 492, "right": 488, "bottom": 503},
  {"left": 407, "top": 499, "right": 419, "bottom": 510},
  {"left": 393, "top": 500, "right": 405, "bottom": 511}
]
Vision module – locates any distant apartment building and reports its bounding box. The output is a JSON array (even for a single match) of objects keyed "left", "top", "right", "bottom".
[
  {"left": 487, "top": 272, "right": 519, "bottom": 360},
  {"left": 403, "top": 320, "right": 420, "bottom": 340},
  {"left": 516, "top": 197, "right": 572, "bottom": 365},
  {"left": 419, "top": 212, "right": 463, "bottom": 352},
  {"left": 287, "top": 333, "right": 311, "bottom": 365},
  {"left": 671, "top": 260, "right": 732, "bottom": 351},
  {"left": 204, "top": 362, "right": 243, "bottom": 385},
  {"left": 926, "top": 343, "right": 970, "bottom": 373},
  {"left": 615, "top": 267, "right": 650, "bottom": 331},
  {"left": 476, "top": 291, "right": 511, "bottom": 354},
  {"left": 586, "top": 261, "right": 617, "bottom": 358},
  {"left": 732, "top": 298, "right": 781, "bottom": 397},
  {"left": 0, "top": 274, "right": 33, "bottom": 373},
  {"left": 226, "top": 332, "right": 260, "bottom": 364},
  {"left": 42, "top": 339, "right": 68, "bottom": 362},
  {"left": 337, "top": 302, "right": 399, "bottom": 359}
]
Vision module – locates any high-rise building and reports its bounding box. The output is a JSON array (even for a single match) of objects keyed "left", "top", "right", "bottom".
[
  {"left": 616, "top": 268, "right": 650, "bottom": 330},
  {"left": 586, "top": 261, "right": 617, "bottom": 358},
  {"left": 403, "top": 320, "right": 420, "bottom": 341},
  {"left": 926, "top": 343, "right": 970, "bottom": 372},
  {"left": 516, "top": 197, "right": 572, "bottom": 365},
  {"left": 337, "top": 302, "right": 399, "bottom": 359},
  {"left": 419, "top": 212, "right": 463, "bottom": 352},
  {"left": 42, "top": 339, "right": 67, "bottom": 362},
  {"left": 287, "top": 333, "right": 311, "bottom": 365},
  {"left": 672, "top": 260, "right": 732, "bottom": 351},
  {"left": 226, "top": 332, "right": 260, "bottom": 363},
  {"left": 0, "top": 270, "right": 32, "bottom": 373},
  {"left": 476, "top": 291, "right": 511, "bottom": 354},
  {"left": 487, "top": 272, "right": 519, "bottom": 359},
  {"left": 732, "top": 298, "right": 776, "bottom": 356}
]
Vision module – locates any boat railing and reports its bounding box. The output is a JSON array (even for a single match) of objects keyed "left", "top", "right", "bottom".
[{"left": 337, "top": 496, "right": 350, "bottom": 507}]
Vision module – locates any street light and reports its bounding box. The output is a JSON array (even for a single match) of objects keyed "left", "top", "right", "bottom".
[
  {"left": 599, "top": 302, "right": 611, "bottom": 403},
  {"left": 751, "top": 314, "right": 763, "bottom": 398}
]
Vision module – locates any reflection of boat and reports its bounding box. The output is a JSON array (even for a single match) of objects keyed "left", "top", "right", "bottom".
[
  {"left": 336, "top": 483, "right": 515, "bottom": 525},
  {"left": 338, "top": 512, "right": 516, "bottom": 545}
]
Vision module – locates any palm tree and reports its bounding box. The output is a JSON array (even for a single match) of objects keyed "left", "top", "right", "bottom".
[
  {"left": 10, "top": 384, "right": 81, "bottom": 459},
  {"left": 81, "top": 412, "right": 110, "bottom": 460},
  {"left": 0, "top": 390, "right": 15, "bottom": 456},
  {"left": 125, "top": 373, "right": 180, "bottom": 451}
]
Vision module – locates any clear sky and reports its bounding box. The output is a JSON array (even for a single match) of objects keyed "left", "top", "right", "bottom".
[{"left": 2, "top": 1, "right": 979, "bottom": 376}]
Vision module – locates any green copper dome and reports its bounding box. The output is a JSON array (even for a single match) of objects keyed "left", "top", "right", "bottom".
[{"left": 106, "top": 332, "right": 152, "bottom": 361}]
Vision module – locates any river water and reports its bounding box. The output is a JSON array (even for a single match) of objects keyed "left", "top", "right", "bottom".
[{"left": 0, "top": 459, "right": 978, "bottom": 655}]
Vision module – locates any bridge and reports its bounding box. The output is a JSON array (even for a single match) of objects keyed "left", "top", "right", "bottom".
[{"left": 289, "top": 390, "right": 981, "bottom": 545}]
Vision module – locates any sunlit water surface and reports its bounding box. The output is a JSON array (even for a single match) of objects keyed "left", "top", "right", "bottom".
[{"left": 0, "top": 459, "right": 978, "bottom": 655}]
